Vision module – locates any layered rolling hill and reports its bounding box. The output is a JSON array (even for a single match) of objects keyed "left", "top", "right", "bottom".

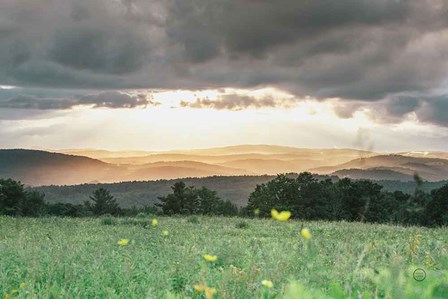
[
  {"left": 311, "top": 155, "right": 448, "bottom": 181},
  {"left": 0, "top": 149, "right": 117, "bottom": 186},
  {"left": 0, "top": 149, "right": 251, "bottom": 185},
  {"left": 2, "top": 146, "right": 448, "bottom": 186}
]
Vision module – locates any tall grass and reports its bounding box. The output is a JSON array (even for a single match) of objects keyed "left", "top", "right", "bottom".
[{"left": 0, "top": 216, "right": 446, "bottom": 298}]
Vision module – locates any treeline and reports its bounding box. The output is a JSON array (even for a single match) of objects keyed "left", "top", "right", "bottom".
[
  {"left": 1, "top": 173, "right": 447, "bottom": 227},
  {"left": 0, "top": 178, "right": 153, "bottom": 217},
  {"left": 244, "top": 173, "right": 448, "bottom": 227},
  {"left": 35, "top": 175, "right": 448, "bottom": 209},
  {"left": 0, "top": 179, "right": 237, "bottom": 218},
  {"left": 156, "top": 182, "right": 238, "bottom": 216}
]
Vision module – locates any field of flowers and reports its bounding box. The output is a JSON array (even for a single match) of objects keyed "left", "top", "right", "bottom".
[{"left": 0, "top": 215, "right": 447, "bottom": 298}]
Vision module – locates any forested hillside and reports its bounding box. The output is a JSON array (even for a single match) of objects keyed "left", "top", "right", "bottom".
[{"left": 33, "top": 175, "right": 448, "bottom": 208}]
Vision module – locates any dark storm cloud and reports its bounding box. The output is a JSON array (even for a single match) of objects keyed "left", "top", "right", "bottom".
[
  {"left": 383, "top": 96, "right": 422, "bottom": 118},
  {"left": 388, "top": 95, "right": 448, "bottom": 127},
  {"left": 78, "top": 91, "right": 160, "bottom": 108},
  {"left": 49, "top": 26, "right": 149, "bottom": 75},
  {"left": 0, "top": 95, "right": 74, "bottom": 109},
  {"left": 0, "top": 89, "right": 158, "bottom": 110},
  {"left": 180, "top": 94, "right": 297, "bottom": 110},
  {"left": 163, "top": 0, "right": 448, "bottom": 101},
  {"left": 333, "top": 96, "right": 422, "bottom": 122},
  {"left": 166, "top": 0, "right": 410, "bottom": 60},
  {"left": 417, "top": 96, "right": 448, "bottom": 126},
  {"left": 1, "top": 0, "right": 448, "bottom": 125},
  {"left": 334, "top": 94, "right": 448, "bottom": 127},
  {"left": 0, "top": 0, "right": 161, "bottom": 88}
]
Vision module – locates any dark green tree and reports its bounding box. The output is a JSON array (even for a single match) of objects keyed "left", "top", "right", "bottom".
[
  {"left": 246, "top": 174, "right": 298, "bottom": 217},
  {"left": 156, "top": 182, "right": 238, "bottom": 216},
  {"left": 47, "top": 202, "right": 90, "bottom": 217},
  {"left": 246, "top": 173, "right": 332, "bottom": 220},
  {"left": 335, "top": 178, "right": 361, "bottom": 221},
  {"left": 356, "top": 180, "right": 386, "bottom": 223},
  {"left": 216, "top": 200, "right": 239, "bottom": 216},
  {"left": 294, "top": 172, "right": 332, "bottom": 220},
  {"left": 21, "top": 191, "right": 47, "bottom": 217},
  {"left": 426, "top": 183, "right": 448, "bottom": 226},
  {"left": 196, "top": 187, "right": 221, "bottom": 214},
  {"left": 381, "top": 191, "right": 411, "bottom": 224},
  {"left": 85, "top": 188, "right": 120, "bottom": 216},
  {"left": 0, "top": 178, "right": 47, "bottom": 216},
  {"left": 399, "top": 174, "right": 430, "bottom": 226},
  {"left": 156, "top": 182, "right": 198, "bottom": 215},
  {"left": 0, "top": 178, "right": 27, "bottom": 216}
]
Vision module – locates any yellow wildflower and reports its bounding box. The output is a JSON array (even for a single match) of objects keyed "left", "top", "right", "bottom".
[
  {"left": 4, "top": 293, "right": 10, "bottom": 299},
  {"left": 193, "top": 284, "right": 216, "bottom": 299},
  {"left": 117, "top": 239, "right": 129, "bottom": 246},
  {"left": 204, "top": 287, "right": 217, "bottom": 299},
  {"left": 151, "top": 219, "right": 158, "bottom": 227},
  {"left": 204, "top": 254, "right": 218, "bottom": 262},
  {"left": 193, "top": 284, "right": 206, "bottom": 292},
  {"left": 271, "top": 209, "right": 291, "bottom": 221},
  {"left": 300, "top": 228, "right": 312, "bottom": 239},
  {"left": 20, "top": 283, "right": 26, "bottom": 288},
  {"left": 254, "top": 208, "right": 260, "bottom": 216},
  {"left": 162, "top": 230, "right": 169, "bottom": 236},
  {"left": 261, "top": 280, "right": 274, "bottom": 288}
]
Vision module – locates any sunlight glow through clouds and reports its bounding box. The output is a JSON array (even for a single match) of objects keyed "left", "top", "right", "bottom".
[{"left": 1, "top": 88, "right": 447, "bottom": 151}]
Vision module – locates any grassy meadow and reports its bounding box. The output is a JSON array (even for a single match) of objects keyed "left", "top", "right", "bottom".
[{"left": 0, "top": 216, "right": 447, "bottom": 298}]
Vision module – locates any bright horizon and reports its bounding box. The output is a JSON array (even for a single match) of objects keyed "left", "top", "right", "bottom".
[
  {"left": 34, "top": 144, "right": 441, "bottom": 155},
  {"left": 2, "top": 87, "right": 448, "bottom": 153}
]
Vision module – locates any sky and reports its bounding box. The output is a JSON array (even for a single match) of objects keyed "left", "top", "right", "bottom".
[{"left": 1, "top": 0, "right": 448, "bottom": 152}]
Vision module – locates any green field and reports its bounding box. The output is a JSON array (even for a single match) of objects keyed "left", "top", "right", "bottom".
[{"left": 1, "top": 216, "right": 447, "bottom": 298}]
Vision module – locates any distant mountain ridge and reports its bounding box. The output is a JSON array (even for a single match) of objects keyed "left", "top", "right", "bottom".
[
  {"left": 312, "top": 154, "right": 448, "bottom": 181},
  {"left": 0, "top": 149, "right": 116, "bottom": 186},
  {"left": 0, "top": 149, "right": 257, "bottom": 186},
  {"left": 332, "top": 168, "right": 415, "bottom": 181},
  {"left": 1, "top": 146, "right": 448, "bottom": 186}
]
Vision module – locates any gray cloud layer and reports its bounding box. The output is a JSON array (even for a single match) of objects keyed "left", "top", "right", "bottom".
[
  {"left": 180, "top": 94, "right": 297, "bottom": 110},
  {"left": 0, "top": 89, "right": 158, "bottom": 110},
  {"left": 335, "top": 95, "right": 448, "bottom": 126},
  {"left": 1, "top": 0, "right": 448, "bottom": 125}
]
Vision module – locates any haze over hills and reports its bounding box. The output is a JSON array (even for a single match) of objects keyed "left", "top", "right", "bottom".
[
  {"left": 332, "top": 168, "right": 415, "bottom": 181},
  {"left": 55, "top": 149, "right": 157, "bottom": 159},
  {"left": 398, "top": 151, "right": 448, "bottom": 160},
  {"left": 58, "top": 145, "right": 377, "bottom": 167},
  {"left": 2, "top": 145, "right": 448, "bottom": 186},
  {"left": 0, "top": 149, "right": 117, "bottom": 186},
  {"left": 311, "top": 155, "right": 448, "bottom": 181},
  {"left": 0, "top": 149, "right": 251, "bottom": 185}
]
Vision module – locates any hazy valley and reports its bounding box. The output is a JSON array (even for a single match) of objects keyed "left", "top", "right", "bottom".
[{"left": 2, "top": 145, "right": 448, "bottom": 187}]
